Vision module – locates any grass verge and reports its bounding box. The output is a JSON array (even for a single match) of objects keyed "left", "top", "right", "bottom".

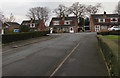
[
  {"left": 97, "top": 35, "right": 119, "bottom": 77},
  {"left": 102, "top": 35, "right": 120, "bottom": 39}
]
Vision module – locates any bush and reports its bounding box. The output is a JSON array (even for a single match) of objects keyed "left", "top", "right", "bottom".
[
  {"left": 97, "top": 30, "right": 120, "bottom": 35},
  {"left": 2, "top": 30, "right": 49, "bottom": 44}
]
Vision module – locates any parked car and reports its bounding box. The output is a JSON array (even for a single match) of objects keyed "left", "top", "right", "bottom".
[{"left": 108, "top": 26, "right": 120, "bottom": 31}]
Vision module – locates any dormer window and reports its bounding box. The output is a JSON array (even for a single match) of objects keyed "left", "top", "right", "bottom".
[
  {"left": 99, "top": 18, "right": 105, "bottom": 22},
  {"left": 64, "top": 21, "right": 70, "bottom": 25},
  {"left": 53, "top": 21, "right": 59, "bottom": 25},
  {"left": 111, "top": 18, "right": 118, "bottom": 22}
]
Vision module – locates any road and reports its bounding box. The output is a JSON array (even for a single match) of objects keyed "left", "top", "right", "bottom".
[{"left": 2, "top": 33, "right": 109, "bottom": 76}]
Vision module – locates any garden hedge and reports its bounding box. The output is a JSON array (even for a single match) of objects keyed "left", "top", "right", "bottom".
[
  {"left": 97, "top": 35, "right": 119, "bottom": 77},
  {"left": 2, "top": 30, "right": 50, "bottom": 44},
  {"left": 97, "top": 30, "right": 120, "bottom": 35}
]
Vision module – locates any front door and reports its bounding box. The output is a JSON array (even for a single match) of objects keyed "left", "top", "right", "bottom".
[
  {"left": 69, "top": 27, "right": 74, "bottom": 33},
  {"left": 50, "top": 28, "right": 53, "bottom": 34},
  {"left": 95, "top": 25, "right": 100, "bottom": 32}
]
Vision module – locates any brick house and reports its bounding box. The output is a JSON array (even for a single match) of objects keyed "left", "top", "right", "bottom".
[
  {"left": 3, "top": 22, "right": 20, "bottom": 33},
  {"left": 21, "top": 19, "right": 46, "bottom": 31},
  {"left": 90, "top": 12, "right": 120, "bottom": 32},
  {"left": 49, "top": 16, "right": 78, "bottom": 33}
]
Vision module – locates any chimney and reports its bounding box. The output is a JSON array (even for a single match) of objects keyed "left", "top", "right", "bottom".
[
  {"left": 104, "top": 11, "right": 106, "bottom": 15},
  {"left": 30, "top": 18, "right": 33, "bottom": 23},
  {"left": 66, "top": 15, "right": 68, "bottom": 17},
  {"left": 30, "top": 18, "right": 33, "bottom": 21},
  {"left": 62, "top": 15, "right": 65, "bottom": 20}
]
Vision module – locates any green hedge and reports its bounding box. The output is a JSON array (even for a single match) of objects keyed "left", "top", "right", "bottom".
[
  {"left": 97, "top": 30, "right": 120, "bottom": 35},
  {"left": 97, "top": 35, "right": 119, "bottom": 77},
  {"left": 2, "top": 30, "right": 50, "bottom": 44}
]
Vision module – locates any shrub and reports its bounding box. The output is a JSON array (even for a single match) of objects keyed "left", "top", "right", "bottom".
[{"left": 2, "top": 30, "right": 49, "bottom": 44}]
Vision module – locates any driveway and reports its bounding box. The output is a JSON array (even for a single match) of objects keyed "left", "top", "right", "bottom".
[{"left": 2, "top": 32, "right": 109, "bottom": 76}]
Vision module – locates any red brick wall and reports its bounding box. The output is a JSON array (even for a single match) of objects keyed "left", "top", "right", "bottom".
[
  {"left": 51, "top": 20, "right": 73, "bottom": 25},
  {"left": 90, "top": 16, "right": 95, "bottom": 32},
  {"left": 105, "top": 18, "right": 110, "bottom": 22},
  {"left": 95, "top": 19, "right": 99, "bottom": 22},
  {"left": 118, "top": 18, "right": 120, "bottom": 22},
  {"left": 70, "top": 20, "right": 73, "bottom": 24},
  {"left": 59, "top": 21, "right": 64, "bottom": 25},
  {"left": 38, "top": 20, "right": 46, "bottom": 31}
]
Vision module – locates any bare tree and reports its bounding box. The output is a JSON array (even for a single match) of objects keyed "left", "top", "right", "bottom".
[
  {"left": 68, "top": 2, "right": 86, "bottom": 19},
  {"left": 5, "top": 13, "right": 15, "bottom": 22},
  {"left": 0, "top": 10, "right": 5, "bottom": 23},
  {"left": 26, "top": 8, "right": 36, "bottom": 20},
  {"left": 114, "top": 1, "right": 120, "bottom": 14},
  {"left": 53, "top": 4, "right": 69, "bottom": 17},
  {"left": 0, "top": 10, "right": 15, "bottom": 23},
  {"left": 26, "top": 7, "right": 50, "bottom": 23},
  {"left": 86, "top": 3, "right": 102, "bottom": 15}
]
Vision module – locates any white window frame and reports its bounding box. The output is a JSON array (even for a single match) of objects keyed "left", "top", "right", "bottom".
[
  {"left": 53, "top": 21, "right": 59, "bottom": 25},
  {"left": 110, "top": 18, "right": 118, "bottom": 22},
  {"left": 95, "top": 25, "right": 100, "bottom": 32},
  {"left": 99, "top": 18, "right": 105, "bottom": 22},
  {"left": 30, "top": 24, "right": 33, "bottom": 28},
  {"left": 64, "top": 20, "right": 70, "bottom": 25},
  {"left": 30, "top": 23, "right": 36, "bottom": 28}
]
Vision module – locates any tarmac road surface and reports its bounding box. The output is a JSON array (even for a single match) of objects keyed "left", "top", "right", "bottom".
[{"left": 2, "top": 32, "right": 109, "bottom": 76}]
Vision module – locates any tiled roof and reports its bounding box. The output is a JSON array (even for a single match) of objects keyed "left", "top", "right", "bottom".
[
  {"left": 4, "top": 22, "right": 20, "bottom": 26},
  {"left": 91, "top": 14, "right": 119, "bottom": 18},
  {"left": 21, "top": 20, "right": 40, "bottom": 24},
  {"left": 51, "top": 16, "right": 76, "bottom": 21}
]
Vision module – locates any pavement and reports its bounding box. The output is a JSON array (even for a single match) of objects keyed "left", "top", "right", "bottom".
[{"left": 2, "top": 32, "right": 109, "bottom": 76}]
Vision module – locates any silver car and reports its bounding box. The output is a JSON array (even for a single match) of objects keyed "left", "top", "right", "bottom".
[{"left": 108, "top": 26, "right": 120, "bottom": 31}]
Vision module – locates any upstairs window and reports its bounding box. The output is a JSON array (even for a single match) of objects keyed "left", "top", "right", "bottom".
[
  {"left": 99, "top": 18, "right": 105, "bottom": 22},
  {"left": 30, "top": 23, "right": 35, "bottom": 28},
  {"left": 53, "top": 21, "right": 59, "bottom": 25},
  {"left": 64, "top": 21, "right": 70, "bottom": 25},
  {"left": 111, "top": 18, "right": 118, "bottom": 22},
  {"left": 94, "top": 19, "right": 98, "bottom": 22}
]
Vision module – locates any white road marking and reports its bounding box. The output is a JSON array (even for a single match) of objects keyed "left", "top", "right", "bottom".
[{"left": 49, "top": 40, "right": 81, "bottom": 77}]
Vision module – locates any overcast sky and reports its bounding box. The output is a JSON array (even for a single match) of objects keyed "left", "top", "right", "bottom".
[{"left": 0, "top": 0, "right": 119, "bottom": 25}]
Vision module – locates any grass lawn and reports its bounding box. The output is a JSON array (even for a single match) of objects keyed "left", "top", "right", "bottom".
[{"left": 103, "top": 35, "right": 120, "bottom": 39}]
